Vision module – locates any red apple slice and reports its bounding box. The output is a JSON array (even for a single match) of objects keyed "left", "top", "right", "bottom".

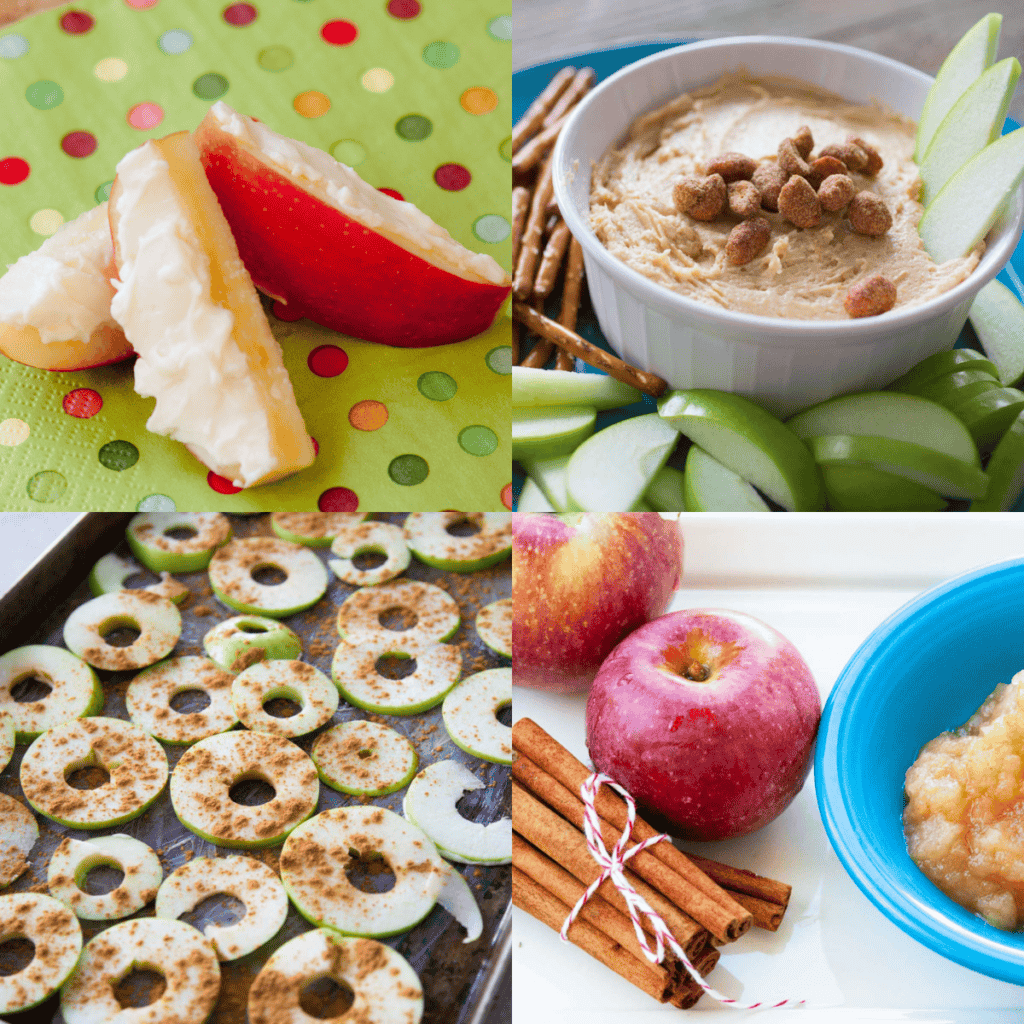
[
  {"left": 0, "top": 203, "right": 133, "bottom": 372},
  {"left": 193, "top": 102, "right": 511, "bottom": 347}
]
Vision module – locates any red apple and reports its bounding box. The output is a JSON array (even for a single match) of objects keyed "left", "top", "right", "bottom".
[
  {"left": 512, "top": 512, "right": 683, "bottom": 693},
  {"left": 586, "top": 608, "right": 820, "bottom": 840}
]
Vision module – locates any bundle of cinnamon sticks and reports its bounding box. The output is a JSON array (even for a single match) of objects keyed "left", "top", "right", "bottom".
[{"left": 512, "top": 717, "right": 793, "bottom": 1008}]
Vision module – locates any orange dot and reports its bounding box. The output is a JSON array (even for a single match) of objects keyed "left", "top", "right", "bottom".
[
  {"left": 348, "top": 400, "right": 388, "bottom": 431},
  {"left": 460, "top": 87, "right": 497, "bottom": 115},
  {"left": 294, "top": 90, "right": 331, "bottom": 118}
]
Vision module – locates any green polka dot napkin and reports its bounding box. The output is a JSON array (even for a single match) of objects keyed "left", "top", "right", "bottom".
[{"left": 0, "top": 0, "right": 511, "bottom": 512}]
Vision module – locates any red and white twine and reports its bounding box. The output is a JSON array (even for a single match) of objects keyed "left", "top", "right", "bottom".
[{"left": 559, "top": 772, "right": 803, "bottom": 1010}]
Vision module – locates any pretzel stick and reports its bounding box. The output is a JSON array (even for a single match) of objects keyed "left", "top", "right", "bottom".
[
  {"left": 512, "top": 185, "right": 532, "bottom": 266},
  {"left": 512, "top": 65, "right": 576, "bottom": 154},
  {"left": 512, "top": 111, "right": 570, "bottom": 175},
  {"left": 513, "top": 160, "right": 553, "bottom": 300},
  {"left": 513, "top": 301, "right": 668, "bottom": 398},
  {"left": 520, "top": 295, "right": 554, "bottom": 368},
  {"left": 558, "top": 236, "right": 585, "bottom": 331},
  {"left": 543, "top": 67, "right": 596, "bottom": 128},
  {"left": 534, "top": 219, "right": 572, "bottom": 299},
  {"left": 554, "top": 348, "right": 575, "bottom": 371},
  {"left": 545, "top": 193, "right": 560, "bottom": 219}
]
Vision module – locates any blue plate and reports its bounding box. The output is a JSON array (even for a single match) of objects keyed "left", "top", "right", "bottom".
[
  {"left": 816, "top": 557, "right": 1024, "bottom": 984},
  {"left": 512, "top": 42, "right": 1024, "bottom": 511}
]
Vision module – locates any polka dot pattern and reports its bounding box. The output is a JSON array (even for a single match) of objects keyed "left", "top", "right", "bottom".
[
  {"left": 434, "top": 163, "right": 471, "bottom": 191},
  {"left": 473, "top": 214, "right": 510, "bottom": 243},
  {"left": 321, "top": 20, "right": 358, "bottom": 46},
  {"left": 501, "top": 484, "right": 514, "bottom": 510},
  {"left": 330, "top": 140, "right": 365, "bottom": 166},
  {"left": 499, "top": 136, "right": 513, "bottom": 162},
  {"left": 486, "top": 346, "right": 512, "bottom": 375},
  {"left": 417, "top": 371, "right": 457, "bottom": 401},
  {"left": 423, "top": 41, "right": 460, "bottom": 69},
  {"left": 193, "top": 73, "right": 229, "bottom": 100},
  {"left": 459, "top": 425, "right": 499, "bottom": 456},
  {"left": 60, "top": 11, "right": 95, "bottom": 35},
  {"left": 29, "top": 209, "right": 64, "bottom": 236},
  {"left": 0, "top": 419, "right": 30, "bottom": 446},
  {"left": 0, "top": 34, "right": 29, "bottom": 59},
  {"left": 271, "top": 300, "right": 303, "bottom": 322},
  {"left": 63, "top": 389, "right": 103, "bottom": 418},
  {"left": 159, "top": 30, "right": 193, "bottom": 55},
  {"left": 127, "top": 103, "right": 163, "bottom": 130},
  {"left": 124, "top": 0, "right": 158, "bottom": 8},
  {"left": 99, "top": 440, "right": 140, "bottom": 470},
  {"left": 387, "top": 0, "right": 421, "bottom": 18},
  {"left": 488, "top": 15, "right": 513, "bottom": 41},
  {"left": 137, "top": 494, "right": 176, "bottom": 512},
  {"left": 461, "top": 87, "right": 498, "bottom": 115},
  {"left": 308, "top": 345, "right": 348, "bottom": 377},
  {"left": 319, "top": 487, "right": 358, "bottom": 512},
  {"left": 348, "top": 400, "right": 388, "bottom": 431},
  {"left": 361, "top": 68, "right": 394, "bottom": 93},
  {"left": 61, "top": 131, "right": 97, "bottom": 158},
  {"left": 25, "top": 80, "right": 63, "bottom": 110},
  {"left": 294, "top": 90, "right": 330, "bottom": 118},
  {"left": 207, "top": 471, "right": 242, "bottom": 494},
  {"left": 258, "top": 46, "right": 293, "bottom": 71},
  {"left": 94, "top": 58, "right": 128, "bottom": 81},
  {"left": 95, "top": 180, "right": 113, "bottom": 203},
  {"left": 377, "top": 187, "right": 404, "bottom": 201},
  {"left": 0, "top": 158, "right": 30, "bottom": 185},
  {"left": 223, "top": 3, "right": 258, "bottom": 27},
  {"left": 389, "top": 454, "right": 429, "bottom": 486},
  {"left": 27, "top": 470, "right": 66, "bottom": 502},
  {"left": 396, "top": 114, "right": 432, "bottom": 141}
]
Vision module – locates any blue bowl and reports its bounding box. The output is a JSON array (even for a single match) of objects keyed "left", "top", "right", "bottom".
[{"left": 816, "top": 558, "right": 1024, "bottom": 984}]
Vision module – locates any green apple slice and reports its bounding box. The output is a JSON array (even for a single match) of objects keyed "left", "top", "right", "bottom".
[
  {"left": 970, "top": 409, "right": 1024, "bottom": 509},
  {"left": 920, "top": 57, "right": 1020, "bottom": 205},
  {"left": 405, "top": 512, "right": 511, "bottom": 572},
  {"left": 908, "top": 372, "right": 1000, "bottom": 409},
  {"left": 787, "top": 391, "right": 981, "bottom": 465},
  {"left": 475, "top": 599, "right": 512, "bottom": 659},
  {"left": 512, "top": 405, "right": 596, "bottom": 461},
  {"left": 955, "top": 385, "right": 1024, "bottom": 452},
  {"left": 126, "top": 512, "right": 232, "bottom": 572},
  {"left": 565, "top": 413, "right": 678, "bottom": 511},
  {"left": 914, "top": 12, "right": 1001, "bottom": 161},
  {"left": 437, "top": 864, "right": 483, "bottom": 943},
  {"left": 970, "top": 279, "right": 1024, "bottom": 385},
  {"left": 643, "top": 465, "right": 687, "bottom": 512},
  {"left": 659, "top": 389, "right": 824, "bottom": 510},
  {"left": 329, "top": 520, "right": 410, "bottom": 586},
  {"left": 512, "top": 366, "right": 641, "bottom": 409},
  {"left": 682, "top": 444, "right": 771, "bottom": 512},
  {"left": 88, "top": 552, "right": 188, "bottom": 605},
  {"left": 516, "top": 476, "right": 556, "bottom": 512},
  {"left": 886, "top": 347, "right": 1000, "bottom": 392},
  {"left": 631, "top": 499, "right": 654, "bottom": 511},
  {"left": 336, "top": 578, "right": 460, "bottom": 647},
  {"left": 403, "top": 760, "right": 511, "bottom": 865},
  {"left": 520, "top": 454, "right": 570, "bottom": 511},
  {"left": 271, "top": 511, "right": 370, "bottom": 548},
  {"left": 442, "top": 667, "right": 511, "bottom": 764},
  {"left": 0, "top": 714, "right": 12, "bottom": 775},
  {"left": 918, "top": 126, "right": 1024, "bottom": 262},
  {"left": 809, "top": 434, "right": 989, "bottom": 499},
  {"left": 208, "top": 538, "right": 328, "bottom": 618},
  {"left": 202, "top": 615, "right": 303, "bottom": 674},
  {"left": 64, "top": 591, "right": 182, "bottom": 672},
  {"left": 0, "top": 794, "right": 38, "bottom": 887},
  {"left": 822, "top": 465, "right": 948, "bottom": 511},
  {"left": 311, "top": 720, "right": 418, "bottom": 797},
  {"left": 231, "top": 659, "right": 338, "bottom": 738}
]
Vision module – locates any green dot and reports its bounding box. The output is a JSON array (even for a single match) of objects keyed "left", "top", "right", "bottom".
[
  {"left": 487, "top": 15, "right": 512, "bottom": 41},
  {"left": 137, "top": 493, "right": 176, "bottom": 512},
  {"left": 193, "top": 73, "right": 229, "bottom": 100},
  {"left": 388, "top": 454, "right": 429, "bottom": 486},
  {"left": 99, "top": 440, "right": 139, "bottom": 471},
  {"left": 330, "top": 139, "right": 366, "bottom": 165},
  {"left": 486, "top": 346, "right": 512, "bottom": 375},
  {"left": 417, "top": 371, "right": 458, "bottom": 401},
  {"left": 499, "top": 136, "right": 512, "bottom": 162},
  {"left": 396, "top": 114, "right": 432, "bottom": 141},
  {"left": 258, "top": 45, "right": 293, "bottom": 71},
  {"left": 422, "top": 40, "right": 460, "bottom": 69},
  {"left": 158, "top": 29, "right": 193, "bottom": 55},
  {"left": 25, "top": 80, "right": 63, "bottom": 110},
  {"left": 459, "top": 425, "right": 499, "bottom": 457},
  {"left": 95, "top": 180, "right": 113, "bottom": 204},
  {"left": 473, "top": 214, "right": 510, "bottom": 244},
  {"left": 26, "top": 470, "right": 66, "bottom": 503}
]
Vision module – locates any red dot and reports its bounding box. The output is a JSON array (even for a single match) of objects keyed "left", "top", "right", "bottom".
[
  {"left": 0, "top": 158, "right": 30, "bottom": 186},
  {"left": 223, "top": 3, "right": 257, "bottom": 26},
  {"left": 308, "top": 345, "right": 349, "bottom": 378},
  {"left": 207, "top": 470, "right": 242, "bottom": 494},
  {"left": 319, "top": 487, "right": 359, "bottom": 513},
  {"left": 63, "top": 388, "right": 103, "bottom": 418},
  {"left": 321, "top": 19, "right": 358, "bottom": 45},
  {"left": 387, "top": 0, "right": 421, "bottom": 18},
  {"left": 61, "top": 132, "right": 97, "bottom": 159},
  {"left": 271, "top": 300, "right": 304, "bottom": 322},
  {"left": 60, "top": 10, "right": 95, "bottom": 33},
  {"left": 378, "top": 187, "right": 404, "bottom": 201},
  {"left": 310, "top": 436, "right": 320, "bottom": 456},
  {"left": 502, "top": 483, "right": 514, "bottom": 510},
  {"left": 434, "top": 163, "right": 471, "bottom": 191}
]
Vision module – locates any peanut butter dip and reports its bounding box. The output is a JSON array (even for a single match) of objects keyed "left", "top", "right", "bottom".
[{"left": 589, "top": 72, "right": 982, "bottom": 319}]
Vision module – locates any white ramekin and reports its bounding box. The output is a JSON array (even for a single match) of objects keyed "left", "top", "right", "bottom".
[{"left": 552, "top": 36, "right": 1024, "bottom": 417}]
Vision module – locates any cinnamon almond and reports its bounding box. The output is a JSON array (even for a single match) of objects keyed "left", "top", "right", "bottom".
[
  {"left": 751, "top": 163, "right": 788, "bottom": 211},
  {"left": 778, "top": 137, "right": 810, "bottom": 177},
  {"left": 705, "top": 152, "right": 756, "bottom": 182},
  {"left": 844, "top": 274, "right": 896, "bottom": 317},
  {"left": 818, "top": 173, "right": 856, "bottom": 212},
  {"left": 807, "top": 155, "right": 848, "bottom": 189},
  {"left": 778, "top": 174, "right": 821, "bottom": 228},
  {"left": 727, "top": 179, "right": 762, "bottom": 218},
  {"left": 847, "top": 191, "right": 892, "bottom": 235},
  {"left": 847, "top": 134, "right": 883, "bottom": 176},
  {"left": 725, "top": 217, "right": 771, "bottom": 265},
  {"left": 792, "top": 124, "right": 814, "bottom": 159},
  {"left": 818, "top": 141, "right": 868, "bottom": 172},
  {"left": 673, "top": 173, "right": 726, "bottom": 221}
]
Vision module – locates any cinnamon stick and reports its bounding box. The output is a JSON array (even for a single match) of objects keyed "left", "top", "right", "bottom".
[
  {"left": 534, "top": 219, "right": 572, "bottom": 298},
  {"left": 513, "top": 160, "right": 553, "bottom": 300},
  {"left": 727, "top": 890, "right": 786, "bottom": 932},
  {"left": 512, "top": 301, "right": 668, "bottom": 398},
  {"left": 558, "top": 236, "right": 585, "bottom": 332},
  {"left": 543, "top": 67, "right": 596, "bottom": 129},
  {"left": 512, "top": 66, "right": 576, "bottom": 155},
  {"left": 686, "top": 853, "right": 792, "bottom": 912}
]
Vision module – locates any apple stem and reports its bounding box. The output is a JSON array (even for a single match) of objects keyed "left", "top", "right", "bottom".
[{"left": 683, "top": 660, "right": 710, "bottom": 682}]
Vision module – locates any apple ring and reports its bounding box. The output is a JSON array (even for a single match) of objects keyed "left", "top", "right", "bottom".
[
  {"left": 127, "top": 511, "right": 232, "bottom": 572},
  {"left": 271, "top": 511, "right": 369, "bottom": 548},
  {"left": 336, "top": 578, "right": 460, "bottom": 647},
  {"left": 170, "top": 731, "right": 319, "bottom": 848},
  {"left": 60, "top": 917, "right": 220, "bottom": 1024},
  {"left": 231, "top": 659, "right": 338, "bottom": 738},
  {"left": 405, "top": 512, "right": 512, "bottom": 572},
  {"left": 280, "top": 806, "right": 447, "bottom": 937},
  {"left": 0, "top": 713, "right": 14, "bottom": 772},
  {"left": 311, "top": 720, "right": 418, "bottom": 796},
  {"left": 47, "top": 834, "right": 162, "bottom": 921},
  {"left": 209, "top": 537, "right": 328, "bottom": 618},
  {"left": 328, "top": 520, "right": 411, "bottom": 587},
  {"left": 0, "top": 644, "right": 102, "bottom": 741},
  {"left": 63, "top": 591, "right": 182, "bottom": 672},
  {"left": 248, "top": 928, "right": 423, "bottom": 1024},
  {"left": 0, "top": 893, "right": 82, "bottom": 1015},
  {"left": 403, "top": 760, "right": 511, "bottom": 865},
  {"left": 475, "top": 598, "right": 512, "bottom": 658},
  {"left": 126, "top": 656, "right": 237, "bottom": 745},
  {"left": 0, "top": 794, "right": 38, "bottom": 887},
  {"left": 331, "top": 636, "right": 461, "bottom": 716},
  {"left": 203, "top": 615, "right": 303, "bottom": 673},
  {"left": 88, "top": 552, "right": 189, "bottom": 605},
  {"left": 155, "top": 855, "right": 288, "bottom": 960},
  {"left": 442, "top": 667, "right": 512, "bottom": 764},
  {"left": 20, "top": 717, "right": 169, "bottom": 829}
]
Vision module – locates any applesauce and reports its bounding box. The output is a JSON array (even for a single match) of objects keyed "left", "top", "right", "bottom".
[{"left": 904, "top": 670, "right": 1024, "bottom": 930}]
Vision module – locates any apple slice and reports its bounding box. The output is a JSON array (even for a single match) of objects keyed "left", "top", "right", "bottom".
[
  {"left": 516, "top": 476, "right": 555, "bottom": 512},
  {"left": 970, "top": 409, "right": 1024, "bottom": 509},
  {"left": 0, "top": 203, "right": 132, "bottom": 372},
  {"left": 953, "top": 385, "right": 1024, "bottom": 452},
  {"left": 918, "top": 126, "right": 1024, "bottom": 262},
  {"left": 809, "top": 434, "right": 989, "bottom": 499},
  {"left": 970, "top": 279, "right": 1024, "bottom": 385},
  {"left": 565, "top": 413, "right": 678, "bottom": 511},
  {"left": 886, "top": 347, "right": 1000, "bottom": 392},
  {"left": 644, "top": 466, "right": 686, "bottom": 512},
  {"left": 906, "top": 372, "right": 1000, "bottom": 410},
  {"left": 822, "top": 464, "right": 948, "bottom": 512},
  {"left": 195, "top": 102, "right": 510, "bottom": 347},
  {"left": 512, "top": 366, "right": 641, "bottom": 409},
  {"left": 512, "top": 406, "right": 596, "bottom": 462},
  {"left": 919, "top": 58, "right": 1020, "bottom": 205},
  {"left": 681, "top": 444, "right": 771, "bottom": 511},
  {"left": 914, "top": 12, "right": 1001, "bottom": 161},
  {"left": 520, "top": 454, "right": 570, "bottom": 511},
  {"left": 658, "top": 389, "right": 824, "bottom": 510},
  {"left": 437, "top": 864, "right": 482, "bottom": 943}
]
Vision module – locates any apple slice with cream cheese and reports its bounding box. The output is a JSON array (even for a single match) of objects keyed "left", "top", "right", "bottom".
[
  {"left": 822, "top": 465, "right": 948, "bottom": 511},
  {"left": 512, "top": 366, "right": 641, "bottom": 409},
  {"left": 970, "top": 409, "right": 1024, "bottom": 509},
  {"left": 682, "top": 445, "right": 770, "bottom": 512},
  {"left": 970, "top": 279, "right": 1024, "bottom": 386}
]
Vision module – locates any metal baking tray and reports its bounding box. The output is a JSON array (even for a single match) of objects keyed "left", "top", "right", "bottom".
[{"left": 0, "top": 512, "right": 510, "bottom": 1024}]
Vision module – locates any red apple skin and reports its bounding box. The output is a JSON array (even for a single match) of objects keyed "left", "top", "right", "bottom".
[
  {"left": 586, "top": 608, "right": 821, "bottom": 840},
  {"left": 512, "top": 512, "right": 683, "bottom": 693}
]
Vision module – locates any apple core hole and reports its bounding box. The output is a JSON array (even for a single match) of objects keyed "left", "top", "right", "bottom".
[
  {"left": 81, "top": 862, "right": 125, "bottom": 895},
  {"left": 179, "top": 893, "right": 246, "bottom": 932},
  {"left": 345, "top": 849, "right": 396, "bottom": 894},
  {"left": 357, "top": 748, "right": 374, "bottom": 760},
  {"left": 263, "top": 696, "right": 302, "bottom": 718},
  {"left": 124, "top": 570, "right": 161, "bottom": 589},
  {"left": 163, "top": 526, "right": 197, "bottom": 541},
  {"left": 378, "top": 606, "right": 418, "bottom": 631},
  {"left": 456, "top": 788, "right": 502, "bottom": 826},
  {"left": 446, "top": 516, "right": 480, "bottom": 537},
  {"left": 375, "top": 654, "right": 417, "bottom": 680},
  {"left": 299, "top": 976, "right": 355, "bottom": 1019},
  {"left": 229, "top": 776, "right": 276, "bottom": 806},
  {"left": 66, "top": 764, "right": 111, "bottom": 790},
  {"left": 237, "top": 622, "right": 269, "bottom": 633},
  {"left": 113, "top": 967, "right": 167, "bottom": 1009},
  {"left": 496, "top": 702, "right": 512, "bottom": 727},
  {"left": 252, "top": 564, "right": 288, "bottom": 587},
  {"left": 99, "top": 616, "right": 142, "bottom": 647},
  {"left": 11, "top": 675, "right": 52, "bottom": 703},
  {"left": 0, "top": 937, "right": 35, "bottom": 976},
  {"left": 352, "top": 549, "right": 388, "bottom": 570},
  {"left": 170, "top": 688, "right": 212, "bottom": 714}
]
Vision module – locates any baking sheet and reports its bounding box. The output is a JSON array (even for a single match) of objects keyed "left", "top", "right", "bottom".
[
  {"left": 512, "top": 514, "right": 1024, "bottom": 1023},
  {"left": 0, "top": 512, "right": 510, "bottom": 1024}
]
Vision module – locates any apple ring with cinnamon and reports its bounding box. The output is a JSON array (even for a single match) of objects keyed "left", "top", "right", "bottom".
[
  {"left": 0, "top": 794, "right": 38, "bottom": 887},
  {"left": 88, "top": 551, "right": 189, "bottom": 605},
  {"left": 127, "top": 512, "right": 232, "bottom": 573},
  {"left": 442, "top": 667, "right": 512, "bottom": 764},
  {"left": 335, "top": 578, "right": 460, "bottom": 647},
  {"left": 230, "top": 659, "right": 338, "bottom": 738},
  {"left": 329, "top": 521, "right": 410, "bottom": 586},
  {"left": 404, "top": 512, "right": 512, "bottom": 572},
  {"left": 475, "top": 598, "right": 512, "bottom": 658},
  {"left": 311, "top": 720, "right": 418, "bottom": 797},
  {"left": 209, "top": 537, "right": 328, "bottom": 618},
  {"left": 271, "top": 511, "right": 370, "bottom": 548},
  {"left": 203, "top": 615, "right": 303, "bottom": 673},
  {"left": 63, "top": 591, "right": 181, "bottom": 672}
]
